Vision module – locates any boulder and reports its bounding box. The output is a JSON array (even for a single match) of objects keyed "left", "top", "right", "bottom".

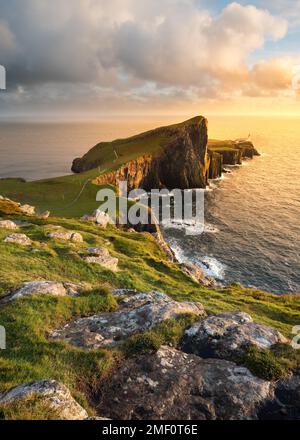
[
  {"left": 0, "top": 220, "right": 19, "bottom": 230},
  {"left": 0, "top": 281, "right": 83, "bottom": 303},
  {"left": 182, "top": 311, "right": 288, "bottom": 359},
  {"left": 0, "top": 380, "right": 88, "bottom": 420},
  {"left": 3, "top": 233, "right": 32, "bottom": 246},
  {"left": 87, "top": 247, "right": 110, "bottom": 256},
  {"left": 48, "top": 230, "right": 83, "bottom": 243},
  {"left": 20, "top": 204, "right": 35, "bottom": 216},
  {"left": 96, "top": 346, "right": 273, "bottom": 420},
  {"left": 82, "top": 247, "right": 118, "bottom": 272},
  {"left": 51, "top": 291, "right": 205, "bottom": 349}
]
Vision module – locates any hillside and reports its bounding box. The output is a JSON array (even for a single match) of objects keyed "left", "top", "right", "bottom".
[{"left": 0, "top": 205, "right": 300, "bottom": 419}]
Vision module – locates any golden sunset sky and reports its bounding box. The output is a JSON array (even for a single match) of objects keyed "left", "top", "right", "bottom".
[{"left": 1, "top": 0, "right": 300, "bottom": 117}]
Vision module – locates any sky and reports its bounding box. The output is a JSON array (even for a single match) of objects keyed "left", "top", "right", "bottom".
[{"left": 0, "top": 0, "right": 300, "bottom": 118}]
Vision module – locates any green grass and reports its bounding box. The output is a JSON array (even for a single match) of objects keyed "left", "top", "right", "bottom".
[
  {"left": 237, "top": 343, "right": 300, "bottom": 381},
  {"left": 0, "top": 214, "right": 299, "bottom": 419}
]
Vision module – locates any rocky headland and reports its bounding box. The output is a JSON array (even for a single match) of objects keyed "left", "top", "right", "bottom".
[{"left": 72, "top": 116, "right": 259, "bottom": 191}]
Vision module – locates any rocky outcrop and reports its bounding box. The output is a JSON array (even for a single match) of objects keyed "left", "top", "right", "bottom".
[
  {"left": 82, "top": 247, "right": 118, "bottom": 272},
  {"left": 208, "top": 151, "right": 223, "bottom": 179},
  {"left": 0, "top": 380, "right": 88, "bottom": 420},
  {"left": 180, "top": 262, "right": 216, "bottom": 286},
  {"left": 207, "top": 140, "right": 260, "bottom": 179},
  {"left": 47, "top": 230, "right": 83, "bottom": 243},
  {"left": 0, "top": 220, "right": 19, "bottom": 230},
  {"left": 51, "top": 291, "right": 205, "bottom": 349},
  {"left": 3, "top": 233, "right": 32, "bottom": 246},
  {"left": 96, "top": 346, "right": 273, "bottom": 420},
  {"left": 0, "top": 196, "right": 50, "bottom": 218},
  {"left": 0, "top": 281, "right": 83, "bottom": 304},
  {"left": 182, "top": 311, "right": 288, "bottom": 359}
]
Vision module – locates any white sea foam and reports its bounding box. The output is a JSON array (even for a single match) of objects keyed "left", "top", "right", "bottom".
[{"left": 198, "top": 256, "right": 226, "bottom": 280}]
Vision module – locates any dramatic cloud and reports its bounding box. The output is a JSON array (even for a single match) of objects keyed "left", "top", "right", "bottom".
[{"left": 0, "top": 0, "right": 297, "bottom": 115}]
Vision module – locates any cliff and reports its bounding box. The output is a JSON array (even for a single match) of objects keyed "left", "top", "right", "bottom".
[
  {"left": 72, "top": 117, "right": 259, "bottom": 190},
  {"left": 73, "top": 116, "right": 210, "bottom": 190}
]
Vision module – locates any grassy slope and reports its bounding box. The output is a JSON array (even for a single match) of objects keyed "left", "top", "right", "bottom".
[{"left": 0, "top": 214, "right": 299, "bottom": 419}]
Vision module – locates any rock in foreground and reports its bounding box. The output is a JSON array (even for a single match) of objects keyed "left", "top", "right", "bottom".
[
  {"left": 0, "top": 380, "right": 88, "bottom": 420},
  {"left": 3, "top": 233, "right": 32, "bottom": 246},
  {"left": 0, "top": 281, "right": 82, "bottom": 304},
  {"left": 82, "top": 247, "right": 118, "bottom": 272},
  {"left": 96, "top": 346, "right": 273, "bottom": 420},
  {"left": 0, "top": 220, "right": 19, "bottom": 230},
  {"left": 47, "top": 230, "right": 83, "bottom": 242},
  {"left": 51, "top": 291, "right": 205, "bottom": 349},
  {"left": 182, "top": 311, "right": 288, "bottom": 359}
]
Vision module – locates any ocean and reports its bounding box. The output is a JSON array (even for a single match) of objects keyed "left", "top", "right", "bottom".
[{"left": 0, "top": 115, "right": 299, "bottom": 294}]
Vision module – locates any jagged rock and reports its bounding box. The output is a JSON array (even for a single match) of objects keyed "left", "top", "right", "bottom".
[
  {"left": 3, "top": 233, "right": 32, "bottom": 246},
  {"left": 181, "top": 262, "right": 208, "bottom": 285},
  {"left": 182, "top": 311, "right": 288, "bottom": 359},
  {"left": 82, "top": 247, "right": 118, "bottom": 272},
  {"left": 96, "top": 346, "right": 273, "bottom": 420},
  {"left": 0, "top": 220, "right": 19, "bottom": 230},
  {"left": 0, "top": 380, "right": 88, "bottom": 420},
  {"left": 0, "top": 281, "right": 83, "bottom": 303},
  {"left": 48, "top": 230, "right": 83, "bottom": 243},
  {"left": 51, "top": 291, "right": 205, "bottom": 349}
]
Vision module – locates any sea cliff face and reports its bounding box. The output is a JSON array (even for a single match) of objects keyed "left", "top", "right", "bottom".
[{"left": 73, "top": 117, "right": 259, "bottom": 191}]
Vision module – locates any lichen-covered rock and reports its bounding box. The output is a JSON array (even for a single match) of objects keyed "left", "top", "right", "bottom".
[
  {"left": 48, "top": 230, "right": 83, "bottom": 243},
  {"left": 96, "top": 346, "right": 273, "bottom": 420},
  {"left": 51, "top": 292, "right": 205, "bottom": 349},
  {"left": 182, "top": 311, "right": 288, "bottom": 359},
  {"left": 0, "top": 281, "right": 83, "bottom": 303},
  {"left": 0, "top": 380, "right": 88, "bottom": 420},
  {"left": 0, "top": 220, "right": 19, "bottom": 230},
  {"left": 3, "top": 233, "right": 32, "bottom": 246},
  {"left": 82, "top": 247, "right": 118, "bottom": 272}
]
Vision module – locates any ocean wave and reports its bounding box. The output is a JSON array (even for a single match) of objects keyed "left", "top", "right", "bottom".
[{"left": 198, "top": 256, "right": 226, "bottom": 280}]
